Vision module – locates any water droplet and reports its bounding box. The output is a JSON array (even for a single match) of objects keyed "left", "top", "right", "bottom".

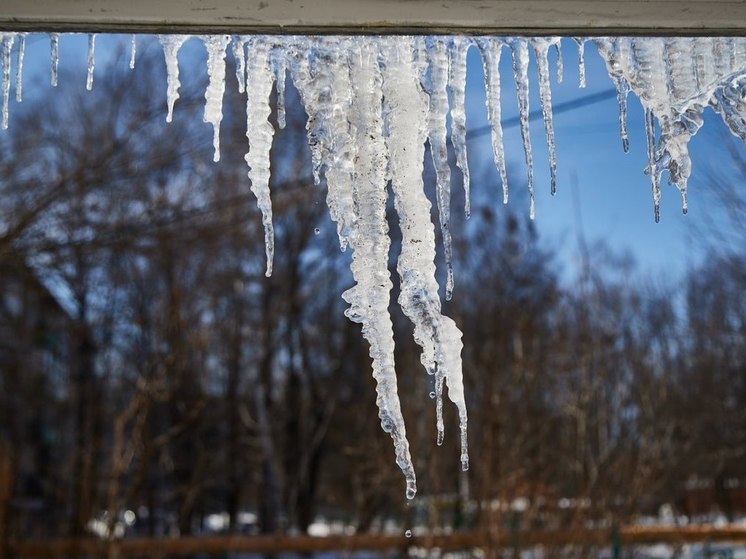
[
  {"left": 405, "top": 529, "right": 412, "bottom": 538},
  {"left": 314, "top": 227, "right": 320, "bottom": 235},
  {"left": 429, "top": 391, "right": 435, "bottom": 399}
]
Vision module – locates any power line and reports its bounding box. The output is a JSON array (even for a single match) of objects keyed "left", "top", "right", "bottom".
[{"left": 465, "top": 88, "right": 617, "bottom": 141}]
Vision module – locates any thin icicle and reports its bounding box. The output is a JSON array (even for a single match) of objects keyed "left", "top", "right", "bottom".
[
  {"left": 644, "top": 108, "right": 661, "bottom": 223},
  {"left": 511, "top": 39, "right": 536, "bottom": 219},
  {"left": 341, "top": 39, "right": 417, "bottom": 500},
  {"left": 594, "top": 38, "right": 630, "bottom": 152},
  {"left": 86, "top": 34, "right": 96, "bottom": 91},
  {"left": 449, "top": 36, "right": 471, "bottom": 218},
  {"left": 202, "top": 34, "right": 231, "bottom": 162},
  {"left": 244, "top": 38, "right": 276, "bottom": 277},
  {"left": 1, "top": 34, "right": 14, "bottom": 130},
  {"left": 129, "top": 34, "right": 136, "bottom": 70},
  {"left": 15, "top": 33, "right": 25, "bottom": 102},
  {"left": 272, "top": 47, "right": 287, "bottom": 129},
  {"left": 425, "top": 37, "right": 454, "bottom": 300},
  {"left": 533, "top": 39, "right": 558, "bottom": 195},
  {"left": 477, "top": 38, "right": 509, "bottom": 203},
  {"left": 50, "top": 33, "right": 59, "bottom": 87},
  {"left": 232, "top": 37, "right": 246, "bottom": 93},
  {"left": 382, "top": 37, "right": 468, "bottom": 471},
  {"left": 159, "top": 35, "right": 189, "bottom": 123},
  {"left": 574, "top": 37, "right": 586, "bottom": 88},
  {"left": 554, "top": 40, "right": 563, "bottom": 84}
]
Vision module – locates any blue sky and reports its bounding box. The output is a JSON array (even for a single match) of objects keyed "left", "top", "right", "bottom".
[{"left": 9, "top": 34, "right": 742, "bottom": 285}]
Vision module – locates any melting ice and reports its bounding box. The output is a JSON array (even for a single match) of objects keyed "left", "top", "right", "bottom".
[{"left": 1, "top": 33, "right": 746, "bottom": 497}]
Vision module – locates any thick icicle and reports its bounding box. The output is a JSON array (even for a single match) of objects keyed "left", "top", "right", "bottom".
[
  {"left": 244, "top": 38, "right": 276, "bottom": 277},
  {"left": 272, "top": 47, "right": 287, "bottom": 129},
  {"left": 341, "top": 39, "right": 417, "bottom": 500},
  {"left": 50, "top": 33, "right": 59, "bottom": 87},
  {"left": 1, "top": 34, "right": 14, "bottom": 130},
  {"left": 381, "top": 37, "right": 468, "bottom": 470},
  {"left": 289, "top": 36, "right": 356, "bottom": 251},
  {"left": 574, "top": 37, "right": 586, "bottom": 88},
  {"left": 449, "top": 36, "right": 471, "bottom": 218},
  {"left": 232, "top": 37, "right": 246, "bottom": 93},
  {"left": 86, "top": 33, "right": 96, "bottom": 91},
  {"left": 202, "top": 34, "right": 231, "bottom": 162},
  {"left": 425, "top": 37, "right": 454, "bottom": 300},
  {"left": 511, "top": 39, "right": 536, "bottom": 219},
  {"left": 15, "top": 33, "right": 25, "bottom": 102},
  {"left": 159, "top": 35, "right": 189, "bottom": 123},
  {"left": 477, "top": 38, "right": 509, "bottom": 203},
  {"left": 533, "top": 39, "right": 558, "bottom": 195},
  {"left": 129, "top": 35, "right": 136, "bottom": 70}
]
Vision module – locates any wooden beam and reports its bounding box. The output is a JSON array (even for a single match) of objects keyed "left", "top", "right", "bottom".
[
  {"left": 0, "top": 0, "right": 745, "bottom": 35},
  {"left": 10, "top": 526, "right": 746, "bottom": 558}
]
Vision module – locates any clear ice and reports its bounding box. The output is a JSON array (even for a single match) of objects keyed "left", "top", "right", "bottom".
[{"left": 1, "top": 33, "right": 746, "bottom": 497}]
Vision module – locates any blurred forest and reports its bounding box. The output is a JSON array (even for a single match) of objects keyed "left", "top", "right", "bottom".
[{"left": 0, "top": 38, "right": 744, "bottom": 549}]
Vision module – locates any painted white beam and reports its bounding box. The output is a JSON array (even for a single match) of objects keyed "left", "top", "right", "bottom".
[{"left": 0, "top": 0, "right": 745, "bottom": 35}]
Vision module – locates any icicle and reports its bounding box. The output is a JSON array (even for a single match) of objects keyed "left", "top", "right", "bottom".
[
  {"left": 381, "top": 36, "right": 468, "bottom": 472},
  {"left": 159, "top": 35, "right": 189, "bottom": 123},
  {"left": 595, "top": 38, "right": 630, "bottom": 152},
  {"left": 272, "top": 47, "right": 287, "bottom": 129},
  {"left": 86, "top": 33, "right": 96, "bottom": 91},
  {"left": 425, "top": 37, "right": 454, "bottom": 300},
  {"left": 289, "top": 36, "right": 356, "bottom": 251},
  {"left": 477, "top": 38, "right": 509, "bottom": 203},
  {"left": 533, "top": 39, "right": 558, "bottom": 196},
  {"left": 129, "top": 34, "right": 136, "bottom": 70},
  {"left": 231, "top": 37, "right": 246, "bottom": 93},
  {"left": 449, "top": 36, "right": 471, "bottom": 218},
  {"left": 15, "top": 33, "right": 25, "bottom": 102},
  {"left": 50, "top": 33, "right": 59, "bottom": 87},
  {"left": 644, "top": 108, "right": 661, "bottom": 223},
  {"left": 244, "top": 37, "right": 276, "bottom": 277},
  {"left": 341, "top": 38, "right": 417, "bottom": 500},
  {"left": 574, "top": 37, "right": 586, "bottom": 88},
  {"left": 1, "top": 34, "right": 14, "bottom": 130},
  {"left": 202, "top": 34, "right": 231, "bottom": 162},
  {"left": 511, "top": 39, "right": 536, "bottom": 219},
  {"left": 554, "top": 40, "right": 563, "bottom": 84}
]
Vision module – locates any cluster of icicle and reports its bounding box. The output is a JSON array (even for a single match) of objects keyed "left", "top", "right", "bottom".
[{"left": 2, "top": 33, "right": 746, "bottom": 497}]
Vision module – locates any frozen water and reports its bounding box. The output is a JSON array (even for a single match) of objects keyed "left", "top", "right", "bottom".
[{"left": 2, "top": 33, "right": 746, "bottom": 497}]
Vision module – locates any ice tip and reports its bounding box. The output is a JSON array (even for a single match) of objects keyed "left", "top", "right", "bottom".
[
  {"left": 406, "top": 481, "right": 417, "bottom": 500},
  {"left": 461, "top": 455, "right": 470, "bottom": 471}
]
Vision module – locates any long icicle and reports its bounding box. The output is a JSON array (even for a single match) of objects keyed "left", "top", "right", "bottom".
[
  {"left": 382, "top": 36, "right": 468, "bottom": 470},
  {"left": 477, "top": 38, "right": 509, "bottom": 203},
  {"left": 426, "top": 37, "right": 454, "bottom": 300},
  {"left": 86, "top": 33, "right": 96, "bottom": 91},
  {"left": 449, "top": 36, "right": 471, "bottom": 218},
  {"left": 1, "top": 34, "right": 14, "bottom": 130},
  {"left": 511, "top": 39, "right": 536, "bottom": 219},
  {"left": 232, "top": 37, "right": 246, "bottom": 93},
  {"left": 50, "top": 33, "right": 59, "bottom": 87},
  {"left": 533, "top": 39, "right": 558, "bottom": 196},
  {"left": 244, "top": 37, "right": 276, "bottom": 277},
  {"left": 129, "top": 34, "right": 136, "bottom": 70},
  {"left": 15, "top": 33, "right": 25, "bottom": 102},
  {"left": 202, "top": 34, "right": 231, "bottom": 162},
  {"left": 341, "top": 38, "right": 417, "bottom": 500}
]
